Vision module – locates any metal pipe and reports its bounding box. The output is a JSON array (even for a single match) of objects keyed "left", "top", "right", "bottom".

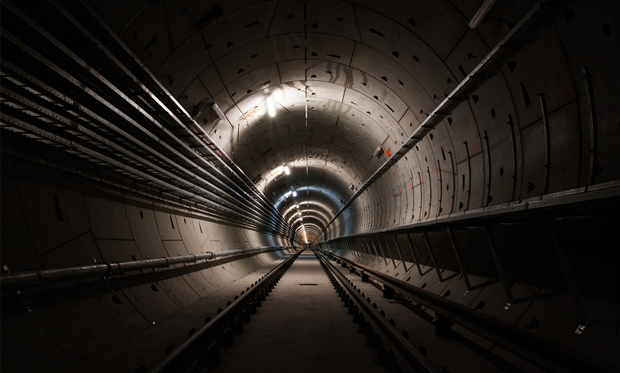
[{"left": 1, "top": 246, "right": 294, "bottom": 289}]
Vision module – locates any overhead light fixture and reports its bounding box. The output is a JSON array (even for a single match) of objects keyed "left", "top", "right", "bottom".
[
  {"left": 373, "top": 146, "right": 391, "bottom": 158},
  {"left": 469, "top": 0, "right": 497, "bottom": 29},
  {"left": 284, "top": 166, "right": 290, "bottom": 175},
  {"left": 211, "top": 102, "right": 227, "bottom": 122},
  {"left": 373, "top": 146, "right": 383, "bottom": 158},
  {"left": 266, "top": 96, "right": 276, "bottom": 117},
  {"left": 292, "top": 191, "right": 297, "bottom": 197}
]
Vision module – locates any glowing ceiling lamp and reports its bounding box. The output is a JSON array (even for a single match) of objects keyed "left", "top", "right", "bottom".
[
  {"left": 266, "top": 96, "right": 276, "bottom": 117},
  {"left": 284, "top": 166, "right": 290, "bottom": 175},
  {"left": 292, "top": 191, "right": 297, "bottom": 197},
  {"left": 211, "top": 102, "right": 227, "bottom": 121}
]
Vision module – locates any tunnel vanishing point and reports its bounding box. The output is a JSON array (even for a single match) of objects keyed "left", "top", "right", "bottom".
[{"left": 0, "top": 0, "right": 618, "bottom": 372}]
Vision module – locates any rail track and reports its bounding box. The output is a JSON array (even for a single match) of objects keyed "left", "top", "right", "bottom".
[{"left": 124, "top": 249, "right": 616, "bottom": 373}]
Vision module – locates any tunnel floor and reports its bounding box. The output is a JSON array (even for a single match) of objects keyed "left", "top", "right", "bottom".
[
  {"left": 211, "top": 251, "right": 389, "bottom": 373},
  {"left": 47, "top": 250, "right": 609, "bottom": 373}
]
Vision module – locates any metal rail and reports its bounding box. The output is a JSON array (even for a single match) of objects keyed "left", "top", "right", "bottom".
[
  {"left": 315, "top": 0, "right": 566, "bottom": 241},
  {"left": 319, "top": 184, "right": 619, "bottom": 242},
  {"left": 146, "top": 250, "right": 302, "bottom": 373},
  {"left": 316, "top": 251, "right": 441, "bottom": 373},
  {"left": 1, "top": 246, "right": 295, "bottom": 290},
  {"left": 323, "top": 252, "right": 615, "bottom": 373}
]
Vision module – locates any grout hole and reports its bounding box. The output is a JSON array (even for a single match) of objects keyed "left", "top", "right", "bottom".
[
  {"left": 520, "top": 82, "right": 530, "bottom": 106},
  {"left": 369, "top": 28, "right": 385, "bottom": 37},
  {"left": 508, "top": 61, "right": 516, "bottom": 73},
  {"left": 527, "top": 182, "right": 536, "bottom": 193},
  {"left": 562, "top": 8, "right": 575, "bottom": 24},
  {"left": 243, "top": 21, "right": 259, "bottom": 28}
]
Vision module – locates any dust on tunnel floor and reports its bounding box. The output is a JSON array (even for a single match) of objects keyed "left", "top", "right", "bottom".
[{"left": 212, "top": 251, "right": 392, "bottom": 373}]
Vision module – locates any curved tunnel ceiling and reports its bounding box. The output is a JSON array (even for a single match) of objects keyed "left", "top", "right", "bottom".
[{"left": 87, "top": 0, "right": 619, "bottom": 243}]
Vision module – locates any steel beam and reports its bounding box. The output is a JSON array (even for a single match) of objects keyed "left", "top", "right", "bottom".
[
  {"left": 384, "top": 234, "right": 398, "bottom": 269},
  {"left": 446, "top": 226, "right": 471, "bottom": 293},
  {"left": 422, "top": 229, "right": 444, "bottom": 283},
  {"left": 393, "top": 233, "right": 408, "bottom": 272},
  {"left": 406, "top": 232, "right": 424, "bottom": 278},
  {"left": 483, "top": 223, "right": 514, "bottom": 309},
  {"left": 545, "top": 218, "right": 589, "bottom": 331}
]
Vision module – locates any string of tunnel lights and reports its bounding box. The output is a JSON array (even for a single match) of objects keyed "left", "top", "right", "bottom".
[
  {"left": 264, "top": 86, "right": 307, "bottom": 244},
  {"left": 304, "top": 1, "right": 310, "bottom": 245},
  {"left": 258, "top": 2, "right": 312, "bottom": 246}
]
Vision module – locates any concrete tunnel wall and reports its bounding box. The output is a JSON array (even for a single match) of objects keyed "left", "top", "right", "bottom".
[
  {"left": 0, "top": 133, "right": 293, "bottom": 372},
  {"left": 0, "top": 0, "right": 618, "bottom": 371},
  {"left": 81, "top": 0, "right": 618, "bottom": 242}
]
